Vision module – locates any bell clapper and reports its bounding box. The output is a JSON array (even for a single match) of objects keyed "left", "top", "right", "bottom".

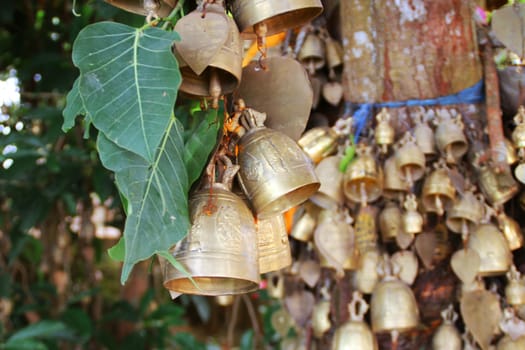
[
  {"left": 209, "top": 67, "right": 222, "bottom": 109},
  {"left": 445, "top": 144, "right": 456, "bottom": 164},
  {"left": 461, "top": 219, "right": 470, "bottom": 246},
  {"left": 391, "top": 330, "right": 400, "bottom": 350},
  {"left": 360, "top": 182, "right": 369, "bottom": 207},
  {"left": 435, "top": 195, "right": 444, "bottom": 216},
  {"left": 404, "top": 167, "right": 414, "bottom": 188}
]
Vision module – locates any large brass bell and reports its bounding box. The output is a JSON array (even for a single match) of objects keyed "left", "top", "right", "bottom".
[
  {"left": 297, "top": 32, "right": 326, "bottom": 75},
  {"left": 257, "top": 214, "right": 292, "bottom": 274},
  {"left": 379, "top": 201, "right": 402, "bottom": 242},
  {"left": 422, "top": 161, "right": 456, "bottom": 216},
  {"left": 497, "top": 210, "right": 524, "bottom": 251},
  {"left": 467, "top": 222, "right": 512, "bottom": 277},
  {"left": 395, "top": 132, "right": 426, "bottom": 186},
  {"left": 477, "top": 163, "right": 519, "bottom": 206},
  {"left": 310, "top": 155, "right": 344, "bottom": 210},
  {"left": 434, "top": 113, "right": 468, "bottom": 164},
  {"left": 374, "top": 108, "right": 395, "bottom": 154},
  {"left": 236, "top": 108, "right": 320, "bottom": 218},
  {"left": 105, "top": 0, "right": 176, "bottom": 17},
  {"left": 332, "top": 292, "right": 378, "bottom": 350},
  {"left": 343, "top": 144, "right": 383, "bottom": 204},
  {"left": 230, "top": 0, "right": 323, "bottom": 37},
  {"left": 446, "top": 189, "right": 484, "bottom": 235},
  {"left": 164, "top": 158, "right": 259, "bottom": 295},
  {"left": 432, "top": 305, "right": 461, "bottom": 350},
  {"left": 298, "top": 126, "right": 339, "bottom": 164},
  {"left": 506, "top": 266, "right": 525, "bottom": 307},
  {"left": 173, "top": 2, "right": 242, "bottom": 108},
  {"left": 382, "top": 156, "right": 409, "bottom": 200}
]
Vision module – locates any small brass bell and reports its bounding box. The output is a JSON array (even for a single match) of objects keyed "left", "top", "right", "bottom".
[
  {"left": 402, "top": 194, "right": 423, "bottom": 235},
  {"left": 370, "top": 256, "right": 420, "bottom": 334},
  {"left": 467, "top": 221, "right": 512, "bottom": 277},
  {"left": 374, "top": 108, "right": 395, "bottom": 154},
  {"left": 434, "top": 112, "right": 468, "bottom": 164},
  {"left": 297, "top": 33, "right": 326, "bottom": 75},
  {"left": 174, "top": 2, "right": 242, "bottom": 108},
  {"left": 343, "top": 144, "right": 383, "bottom": 204},
  {"left": 512, "top": 107, "right": 525, "bottom": 183},
  {"left": 432, "top": 305, "right": 461, "bottom": 350},
  {"left": 105, "top": 0, "right": 175, "bottom": 17},
  {"left": 477, "top": 163, "right": 519, "bottom": 206},
  {"left": 414, "top": 114, "right": 436, "bottom": 159},
  {"left": 257, "top": 214, "right": 292, "bottom": 274},
  {"left": 310, "top": 156, "right": 344, "bottom": 210},
  {"left": 446, "top": 189, "right": 484, "bottom": 235},
  {"left": 290, "top": 202, "right": 319, "bottom": 242},
  {"left": 324, "top": 35, "right": 343, "bottom": 79},
  {"left": 236, "top": 108, "right": 320, "bottom": 218},
  {"left": 312, "top": 286, "right": 332, "bottom": 338},
  {"left": 505, "top": 138, "right": 518, "bottom": 165},
  {"left": 497, "top": 210, "right": 524, "bottom": 251},
  {"left": 354, "top": 205, "right": 379, "bottom": 255},
  {"left": 506, "top": 266, "right": 525, "bottom": 307},
  {"left": 230, "top": 0, "right": 323, "bottom": 37},
  {"left": 395, "top": 132, "right": 426, "bottom": 186},
  {"left": 422, "top": 160, "right": 456, "bottom": 216},
  {"left": 298, "top": 126, "right": 339, "bottom": 164},
  {"left": 164, "top": 157, "right": 259, "bottom": 295},
  {"left": 382, "top": 156, "right": 409, "bottom": 200},
  {"left": 331, "top": 292, "right": 378, "bottom": 350},
  {"left": 354, "top": 249, "right": 381, "bottom": 294},
  {"left": 379, "top": 201, "right": 402, "bottom": 242}
]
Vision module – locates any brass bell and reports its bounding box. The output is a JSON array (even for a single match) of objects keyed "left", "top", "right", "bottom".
[
  {"left": 229, "top": 0, "right": 323, "bottom": 37},
  {"left": 236, "top": 108, "right": 320, "bottom": 219},
  {"left": 164, "top": 159, "right": 260, "bottom": 295},
  {"left": 257, "top": 214, "right": 292, "bottom": 274},
  {"left": 477, "top": 164, "right": 519, "bottom": 206},
  {"left": 402, "top": 194, "right": 423, "bottom": 235},
  {"left": 374, "top": 108, "right": 395, "bottom": 154},
  {"left": 421, "top": 161, "right": 456, "bottom": 216},
  {"left": 505, "top": 266, "right": 525, "bottom": 307},
  {"left": 379, "top": 201, "right": 402, "bottom": 242},
  {"left": 395, "top": 132, "right": 426, "bottom": 186},
  {"left": 434, "top": 113, "right": 468, "bottom": 164},
  {"left": 467, "top": 222, "right": 512, "bottom": 277},
  {"left": 497, "top": 211, "right": 524, "bottom": 251},
  {"left": 324, "top": 36, "right": 343, "bottom": 79},
  {"left": 298, "top": 126, "right": 339, "bottom": 164},
  {"left": 512, "top": 106, "right": 525, "bottom": 149},
  {"left": 312, "top": 287, "right": 332, "bottom": 338},
  {"left": 432, "top": 305, "right": 461, "bottom": 350},
  {"left": 370, "top": 256, "right": 420, "bottom": 334},
  {"left": 343, "top": 144, "right": 383, "bottom": 204},
  {"left": 105, "top": 0, "right": 175, "bottom": 17},
  {"left": 310, "top": 155, "right": 344, "bottom": 210},
  {"left": 331, "top": 292, "right": 378, "bottom": 350},
  {"left": 354, "top": 205, "right": 379, "bottom": 255},
  {"left": 290, "top": 203, "right": 318, "bottom": 242},
  {"left": 354, "top": 249, "right": 381, "bottom": 294},
  {"left": 174, "top": 2, "right": 242, "bottom": 108},
  {"left": 446, "top": 189, "right": 484, "bottom": 235},
  {"left": 414, "top": 114, "right": 436, "bottom": 159},
  {"left": 505, "top": 138, "right": 518, "bottom": 165},
  {"left": 497, "top": 308, "right": 525, "bottom": 350},
  {"left": 382, "top": 156, "right": 409, "bottom": 200},
  {"left": 215, "top": 295, "right": 235, "bottom": 306},
  {"left": 297, "top": 33, "right": 326, "bottom": 75}
]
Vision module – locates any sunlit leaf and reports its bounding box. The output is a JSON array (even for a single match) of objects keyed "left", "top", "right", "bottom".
[
  {"left": 7, "top": 321, "right": 67, "bottom": 342},
  {"left": 108, "top": 237, "right": 125, "bottom": 262}
]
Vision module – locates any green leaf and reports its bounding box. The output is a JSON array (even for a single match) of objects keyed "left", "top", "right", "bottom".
[
  {"left": 62, "top": 77, "right": 88, "bottom": 132},
  {"left": 7, "top": 320, "right": 67, "bottom": 342},
  {"left": 108, "top": 237, "right": 125, "bottom": 262},
  {"left": 183, "top": 109, "right": 222, "bottom": 186},
  {"left": 98, "top": 118, "right": 189, "bottom": 284},
  {"left": 73, "top": 22, "right": 181, "bottom": 162},
  {"left": 2, "top": 339, "right": 47, "bottom": 350}
]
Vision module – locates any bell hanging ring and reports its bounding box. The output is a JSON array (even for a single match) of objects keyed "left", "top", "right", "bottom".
[
  {"left": 257, "top": 214, "right": 292, "bottom": 274},
  {"left": 173, "top": 2, "right": 242, "bottom": 108},
  {"left": 382, "top": 156, "right": 409, "bottom": 200},
  {"left": 379, "top": 201, "right": 402, "bottom": 242},
  {"left": 445, "top": 190, "right": 484, "bottom": 235},
  {"left": 236, "top": 108, "right": 320, "bottom": 219},
  {"left": 432, "top": 305, "right": 461, "bottom": 350},
  {"left": 505, "top": 265, "right": 525, "bottom": 307},
  {"left": 105, "top": 0, "right": 175, "bottom": 17},
  {"left": 374, "top": 108, "right": 395, "bottom": 154},
  {"left": 467, "top": 222, "right": 512, "bottom": 277},
  {"left": 297, "top": 32, "right": 326, "bottom": 75},
  {"left": 343, "top": 144, "right": 383, "bottom": 204},
  {"left": 434, "top": 113, "right": 468, "bottom": 164},
  {"left": 477, "top": 163, "right": 519, "bottom": 206},
  {"left": 395, "top": 132, "right": 426, "bottom": 186},
  {"left": 497, "top": 211, "right": 524, "bottom": 251},
  {"left": 164, "top": 157, "right": 260, "bottom": 295},
  {"left": 298, "top": 126, "right": 339, "bottom": 164},
  {"left": 331, "top": 292, "right": 378, "bottom": 350},
  {"left": 421, "top": 161, "right": 456, "bottom": 216},
  {"left": 310, "top": 155, "right": 344, "bottom": 210}
]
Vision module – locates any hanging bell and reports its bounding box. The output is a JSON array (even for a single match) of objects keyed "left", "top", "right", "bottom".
[
  {"left": 105, "top": 0, "right": 176, "bottom": 17},
  {"left": 477, "top": 163, "right": 519, "bottom": 206},
  {"left": 379, "top": 201, "right": 402, "bottom": 242},
  {"left": 432, "top": 305, "right": 461, "bottom": 350},
  {"left": 434, "top": 113, "right": 468, "bottom": 164},
  {"left": 370, "top": 256, "right": 420, "bottom": 334},
  {"left": 421, "top": 160, "right": 456, "bottom": 216},
  {"left": 297, "top": 33, "right": 326, "bottom": 75},
  {"left": 374, "top": 108, "right": 395, "bottom": 154},
  {"left": 414, "top": 114, "right": 436, "bottom": 159},
  {"left": 331, "top": 292, "right": 378, "bottom": 350},
  {"left": 446, "top": 189, "right": 484, "bottom": 235},
  {"left": 505, "top": 138, "right": 518, "bottom": 165},
  {"left": 236, "top": 108, "right": 320, "bottom": 219},
  {"left": 497, "top": 308, "right": 525, "bottom": 350},
  {"left": 497, "top": 211, "right": 524, "bottom": 251},
  {"left": 382, "top": 156, "right": 409, "bottom": 200},
  {"left": 395, "top": 132, "right": 426, "bottom": 186},
  {"left": 512, "top": 106, "right": 525, "bottom": 150},
  {"left": 229, "top": 0, "right": 323, "bottom": 37},
  {"left": 164, "top": 158, "right": 260, "bottom": 295},
  {"left": 343, "top": 144, "right": 383, "bottom": 204},
  {"left": 310, "top": 155, "right": 344, "bottom": 210},
  {"left": 402, "top": 194, "right": 423, "bottom": 235},
  {"left": 257, "top": 214, "right": 292, "bottom": 274},
  {"left": 312, "top": 287, "right": 332, "bottom": 338},
  {"left": 354, "top": 249, "right": 382, "bottom": 294},
  {"left": 506, "top": 266, "right": 525, "bottom": 307},
  {"left": 467, "top": 222, "right": 512, "bottom": 277},
  {"left": 354, "top": 205, "right": 379, "bottom": 255},
  {"left": 173, "top": 2, "right": 242, "bottom": 108},
  {"left": 324, "top": 35, "right": 343, "bottom": 79},
  {"left": 298, "top": 126, "right": 339, "bottom": 164},
  {"left": 290, "top": 202, "right": 320, "bottom": 242}
]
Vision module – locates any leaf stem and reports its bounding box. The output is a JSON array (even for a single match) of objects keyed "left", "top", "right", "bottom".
[{"left": 162, "top": 0, "right": 186, "bottom": 30}]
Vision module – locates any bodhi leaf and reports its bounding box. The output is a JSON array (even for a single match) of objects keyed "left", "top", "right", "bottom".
[
  {"left": 98, "top": 117, "right": 189, "bottom": 284},
  {"left": 73, "top": 22, "right": 181, "bottom": 163},
  {"left": 62, "top": 77, "right": 92, "bottom": 138}
]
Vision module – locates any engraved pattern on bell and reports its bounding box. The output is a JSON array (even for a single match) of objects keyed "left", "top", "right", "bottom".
[
  {"left": 163, "top": 184, "right": 260, "bottom": 295},
  {"left": 354, "top": 205, "right": 379, "bottom": 254},
  {"left": 467, "top": 223, "right": 512, "bottom": 277},
  {"left": 257, "top": 214, "right": 292, "bottom": 274}
]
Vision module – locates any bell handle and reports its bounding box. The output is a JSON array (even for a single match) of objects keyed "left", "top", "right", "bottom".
[
  {"left": 348, "top": 291, "right": 368, "bottom": 321},
  {"left": 440, "top": 304, "right": 458, "bottom": 324},
  {"left": 240, "top": 108, "right": 266, "bottom": 130},
  {"left": 217, "top": 155, "right": 239, "bottom": 190}
]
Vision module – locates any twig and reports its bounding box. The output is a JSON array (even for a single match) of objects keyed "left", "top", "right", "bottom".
[
  {"left": 242, "top": 294, "right": 263, "bottom": 348},
  {"left": 227, "top": 296, "right": 241, "bottom": 349}
]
